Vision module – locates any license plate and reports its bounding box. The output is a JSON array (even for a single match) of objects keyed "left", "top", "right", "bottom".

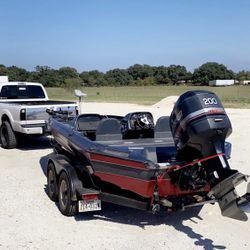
[{"left": 78, "top": 199, "right": 101, "bottom": 212}]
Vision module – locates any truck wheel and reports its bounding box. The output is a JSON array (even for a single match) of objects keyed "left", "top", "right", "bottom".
[
  {"left": 58, "top": 172, "right": 78, "bottom": 216},
  {"left": 0, "top": 121, "right": 17, "bottom": 149},
  {"left": 47, "top": 163, "right": 58, "bottom": 201}
]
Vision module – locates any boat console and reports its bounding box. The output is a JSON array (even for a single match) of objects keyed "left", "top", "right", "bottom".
[{"left": 121, "top": 112, "right": 154, "bottom": 139}]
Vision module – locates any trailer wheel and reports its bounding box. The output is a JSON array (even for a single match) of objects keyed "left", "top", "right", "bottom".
[
  {"left": 0, "top": 121, "right": 17, "bottom": 149},
  {"left": 47, "top": 163, "right": 58, "bottom": 201},
  {"left": 58, "top": 172, "right": 78, "bottom": 216}
]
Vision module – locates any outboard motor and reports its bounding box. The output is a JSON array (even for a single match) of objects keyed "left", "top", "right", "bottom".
[
  {"left": 170, "top": 91, "right": 234, "bottom": 180},
  {"left": 169, "top": 90, "right": 250, "bottom": 221},
  {"left": 170, "top": 90, "right": 231, "bottom": 159}
]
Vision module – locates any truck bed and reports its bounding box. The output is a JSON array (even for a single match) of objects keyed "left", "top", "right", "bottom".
[{"left": 0, "top": 100, "right": 76, "bottom": 105}]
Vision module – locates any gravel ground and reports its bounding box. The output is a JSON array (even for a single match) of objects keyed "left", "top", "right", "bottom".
[{"left": 0, "top": 102, "right": 250, "bottom": 250}]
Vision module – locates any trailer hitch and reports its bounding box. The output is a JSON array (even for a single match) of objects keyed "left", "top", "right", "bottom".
[{"left": 208, "top": 172, "right": 250, "bottom": 221}]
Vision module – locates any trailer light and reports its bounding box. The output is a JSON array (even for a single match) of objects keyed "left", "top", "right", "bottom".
[
  {"left": 20, "top": 109, "right": 26, "bottom": 120},
  {"left": 81, "top": 194, "right": 98, "bottom": 200}
]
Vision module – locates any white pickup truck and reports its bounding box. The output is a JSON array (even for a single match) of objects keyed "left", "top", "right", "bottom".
[{"left": 0, "top": 81, "right": 78, "bottom": 149}]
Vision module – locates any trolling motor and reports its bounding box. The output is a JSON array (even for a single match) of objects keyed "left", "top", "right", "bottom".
[{"left": 170, "top": 90, "right": 250, "bottom": 221}]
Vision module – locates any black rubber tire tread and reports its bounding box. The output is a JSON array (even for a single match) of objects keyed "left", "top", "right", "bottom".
[
  {"left": 47, "top": 163, "right": 58, "bottom": 201},
  {"left": 0, "top": 121, "right": 17, "bottom": 149},
  {"left": 58, "top": 172, "right": 78, "bottom": 216}
]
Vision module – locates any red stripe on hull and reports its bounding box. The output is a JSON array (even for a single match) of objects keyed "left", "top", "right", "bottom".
[
  {"left": 157, "top": 177, "right": 210, "bottom": 196},
  {"left": 94, "top": 171, "right": 156, "bottom": 198},
  {"left": 89, "top": 152, "right": 147, "bottom": 170}
]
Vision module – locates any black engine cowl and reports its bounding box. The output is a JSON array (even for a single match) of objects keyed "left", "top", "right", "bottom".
[{"left": 170, "top": 90, "right": 232, "bottom": 160}]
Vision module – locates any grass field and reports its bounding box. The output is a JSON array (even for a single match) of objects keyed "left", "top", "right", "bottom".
[{"left": 46, "top": 85, "right": 250, "bottom": 108}]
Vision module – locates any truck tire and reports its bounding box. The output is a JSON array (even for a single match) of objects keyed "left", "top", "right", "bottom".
[
  {"left": 47, "top": 163, "right": 58, "bottom": 201},
  {"left": 0, "top": 121, "right": 17, "bottom": 149},
  {"left": 58, "top": 172, "right": 78, "bottom": 216}
]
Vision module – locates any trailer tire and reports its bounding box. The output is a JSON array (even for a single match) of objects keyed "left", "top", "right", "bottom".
[
  {"left": 47, "top": 163, "right": 58, "bottom": 201},
  {"left": 0, "top": 121, "right": 17, "bottom": 149},
  {"left": 58, "top": 172, "right": 78, "bottom": 216}
]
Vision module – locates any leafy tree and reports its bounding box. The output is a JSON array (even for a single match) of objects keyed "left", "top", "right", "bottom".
[
  {"left": 0, "top": 64, "right": 9, "bottom": 76},
  {"left": 105, "top": 69, "right": 133, "bottom": 86},
  {"left": 7, "top": 66, "right": 28, "bottom": 81},
  {"left": 0, "top": 62, "right": 240, "bottom": 87},
  {"left": 236, "top": 70, "right": 250, "bottom": 82},
  {"left": 35, "top": 65, "right": 50, "bottom": 72},
  {"left": 32, "top": 65, "right": 61, "bottom": 87},
  {"left": 127, "top": 64, "right": 154, "bottom": 80},
  {"left": 134, "top": 76, "right": 156, "bottom": 86},
  {"left": 153, "top": 66, "right": 170, "bottom": 85},
  {"left": 193, "top": 62, "right": 234, "bottom": 85},
  {"left": 167, "top": 65, "right": 188, "bottom": 85},
  {"left": 185, "top": 72, "right": 193, "bottom": 83},
  {"left": 80, "top": 70, "right": 107, "bottom": 87},
  {"left": 58, "top": 67, "right": 78, "bottom": 80},
  {"left": 26, "top": 71, "right": 39, "bottom": 82}
]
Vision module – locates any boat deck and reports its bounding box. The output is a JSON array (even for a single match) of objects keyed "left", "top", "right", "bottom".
[{"left": 95, "top": 135, "right": 176, "bottom": 164}]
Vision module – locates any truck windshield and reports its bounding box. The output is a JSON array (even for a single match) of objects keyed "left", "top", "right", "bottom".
[{"left": 0, "top": 85, "right": 46, "bottom": 99}]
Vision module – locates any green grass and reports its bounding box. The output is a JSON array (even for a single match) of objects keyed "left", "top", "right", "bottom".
[{"left": 46, "top": 85, "right": 250, "bottom": 108}]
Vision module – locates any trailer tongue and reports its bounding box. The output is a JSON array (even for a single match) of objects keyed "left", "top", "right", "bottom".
[{"left": 47, "top": 90, "right": 250, "bottom": 221}]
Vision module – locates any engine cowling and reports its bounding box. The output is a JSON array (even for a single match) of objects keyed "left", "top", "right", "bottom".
[{"left": 170, "top": 90, "right": 232, "bottom": 160}]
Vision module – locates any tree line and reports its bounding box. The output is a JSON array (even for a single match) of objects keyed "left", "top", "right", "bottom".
[{"left": 0, "top": 62, "right": 249, "bottom": 88}]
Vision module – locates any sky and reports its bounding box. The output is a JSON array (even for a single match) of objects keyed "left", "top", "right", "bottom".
[{"left": 0, "top": 0, "right": 250, "bottom": 73}]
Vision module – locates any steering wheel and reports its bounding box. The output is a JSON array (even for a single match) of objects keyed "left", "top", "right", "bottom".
[{"left": 136, "top": 113, "right": 154, "bottom": 129}]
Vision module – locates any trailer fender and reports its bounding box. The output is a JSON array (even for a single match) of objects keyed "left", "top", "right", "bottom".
[{"left": 47, "top": 154, "right": 83, "bottom": 201}]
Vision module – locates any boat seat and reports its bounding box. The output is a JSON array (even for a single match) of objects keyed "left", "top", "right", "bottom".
[
  {"left": 76, "top": 114, "right": 103, "bottom": 131},
  {"left": 154, "top": 116, "right": 172, "bottom": 139},
  {"left": 96, "top": 118, "right": 122, "bottom": 141},
  {"left": 76, "top": 114, "right": 103, "bottom": 140}
]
